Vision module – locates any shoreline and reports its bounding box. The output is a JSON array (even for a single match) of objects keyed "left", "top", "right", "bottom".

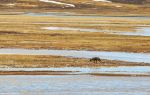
[
  {"left": 0, "top": 48, "right": 149, "bottom": 64},
  {"left": 0, "top": 54, "right": 149, "bottom": 68},
  {"left": 0, "top": 66, "right": 149, "bottom": 76},
  {"left": 0, "top": 71, "right": 149, "bottom": 77}
]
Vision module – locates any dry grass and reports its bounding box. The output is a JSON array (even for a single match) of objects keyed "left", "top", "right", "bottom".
[
  {"left": 0, "top": 15, "right": 150, "bottom": 53},
  {"left": 0, "top": 2, "right": 149, "bottom": 68},
  {"left": 0, "top": 55, "right": 148, "bottom": 68},
  {"left": 0, "top": 0, "right": 149, "bottom": 16}
]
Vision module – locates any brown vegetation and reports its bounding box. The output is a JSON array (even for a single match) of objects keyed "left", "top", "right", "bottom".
[
  {"left": 0, "top": 15, "right": 149, "bottom": 53},
  {"left": 0, "top": 55, "right": 149, "bottom": 68},
  {"left": 0, "top": 0, "right": 149, "bottom": 16}
]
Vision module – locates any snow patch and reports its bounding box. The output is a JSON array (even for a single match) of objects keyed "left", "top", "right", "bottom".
[{"left": 39, "top": 0, "right": 75, "bottom": 7}]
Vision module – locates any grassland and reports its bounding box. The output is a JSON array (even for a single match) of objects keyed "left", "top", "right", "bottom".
[
  {"left": 0, "top": 15, "right": 150, "bottom": 53},
  {"left": 0, "top": 0, "right": 150, "bottom": 68},
  {"left": 0, "top": 55, "right": 149, "bottom": 68}
]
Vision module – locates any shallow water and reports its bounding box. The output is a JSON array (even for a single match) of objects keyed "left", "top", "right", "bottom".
[
  {"left": 42, "top": 26, "right": 102, "bottom": 32},
  {"left": 0, "top": 48, "right": 150, "bottom": 63},
  {"left": 43, "top": 26, "right": 150, "bottom": 36},
  {"left": 1, "top": 66, "right": 150, "bottom": 75},
  {"left": 22, "top": 12, "right": 150, "bottom": 36},
  {"left": 115, "top": 27, "right": 150, "bottom": 36},
  {"left": 24, "top": 12, "right": 76, "bottom": 17},
  {"left": 0, "top": 75, "right": 149, "bottom": 95},
  {"left": 24, "top": 12, "right": 150, "bottom": 19}
]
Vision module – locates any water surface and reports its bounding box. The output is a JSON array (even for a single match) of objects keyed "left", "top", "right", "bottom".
[
  {"left": 42, "top": 26, "right": 102, "bottom": 32},
  {"left": 115, "top": 27, "right": 150, "bottom": 36},
  {"left": 24, "top": 12, "right": 150, "bottom": 19},
  {"left": 43, "top": 26, "right": 150, "bottom": 36},
  {"left": 19, "top": 12, "right": 150, "bottom": 36},
  {"left": 0, "top": 48, "right": 149, "bottom": 63},
  {"left": 0, "top": 75, "right": 149, "bottom": 95}
]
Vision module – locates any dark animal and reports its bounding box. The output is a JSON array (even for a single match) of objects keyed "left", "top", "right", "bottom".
[{"left": 90, "top": 57, "right": 101, "bottom": 63}]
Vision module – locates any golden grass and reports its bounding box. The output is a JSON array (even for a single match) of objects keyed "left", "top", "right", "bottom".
[
  {"left": 0, "top": 1, "right": 149, "bottom": 69},
  {"left": 0, "top": 55, "right": 148, "bottom": 68},
  {"left": 0, "top": 15, "right": 150, "bottom": 53}
]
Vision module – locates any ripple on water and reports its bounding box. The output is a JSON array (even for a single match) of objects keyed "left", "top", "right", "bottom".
[{"left": 0, "top": 75, "right": 149, "bottom": 95}]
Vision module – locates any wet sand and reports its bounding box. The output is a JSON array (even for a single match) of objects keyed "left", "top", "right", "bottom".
[{"left": 0, "top": 75, "right": 149, "bottom": 95}]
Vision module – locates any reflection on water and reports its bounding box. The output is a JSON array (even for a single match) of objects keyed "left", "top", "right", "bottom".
[
  {"left": 0, "top": 75, "right": 149, "bottom": 95},
  {"left": 0, "top": 48, "right": 149, "bottom": 63}
]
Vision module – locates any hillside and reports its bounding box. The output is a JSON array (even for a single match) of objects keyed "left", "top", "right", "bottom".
[
  {"left": 111, "top": 0, "right": 150, "bottom": 4},
  {"left": 0, "top": 0, "right": 149, "bottom": 4},
  {"left": 0, "top": 0, "right": 149, "bottom": 16}
]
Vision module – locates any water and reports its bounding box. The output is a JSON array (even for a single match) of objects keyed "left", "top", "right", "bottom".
[
  {"left": 1, "top": 66, "right": 150, "bottom": 75},
  {"left": 24, "top": 12, "right": 76, "bottom": 17},
  {"left": 24, "top": 12, "right": 150, "bottom": 19},
  {"left": 43, "top": 26, "right": 150, "bottom": 36},
  {"left": 0, "top": 48, "right": 149, "bottom": 63},
  {"left": 0, "top": 75, "right": 149, "bottom": 95},
  {"left": 42, "top": 26, "right": 102, "bottom": 32},
  {"left": 115, "top": 27, "right": 150, "bottom": 36},
  {"left": 24, "top": 12, "right": 150, "bottom": 36}
]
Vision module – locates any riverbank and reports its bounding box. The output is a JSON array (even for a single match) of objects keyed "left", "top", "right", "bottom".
[
  {"left": 0, "top": 71, "right": 149, "bottom": 76},
  {"left": 0, "top": 66, "right": 149, "bottom": 76},
  {"left": 0, "top": 55, "right": 149, "bottom": 68}
]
